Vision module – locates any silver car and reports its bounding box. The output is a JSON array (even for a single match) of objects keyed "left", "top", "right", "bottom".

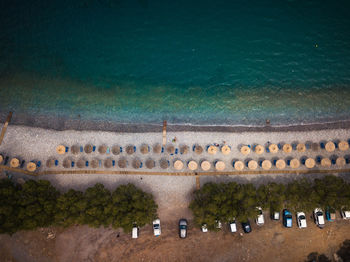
[{"left": 179, "top": 219, "right": 188, "bottom": 238}]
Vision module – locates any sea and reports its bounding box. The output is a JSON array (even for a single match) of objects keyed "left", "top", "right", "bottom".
[{"left": 1, "top": 0, "right": 350, "bottom": 127}]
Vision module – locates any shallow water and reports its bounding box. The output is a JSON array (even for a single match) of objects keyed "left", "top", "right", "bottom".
[{"left": 0, "top": 0, "right": 350, "bottom": 126}]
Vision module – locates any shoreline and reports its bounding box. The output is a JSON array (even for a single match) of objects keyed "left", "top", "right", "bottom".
[{"left": 1, "top": 111, "right": 350, "bottom": 133}]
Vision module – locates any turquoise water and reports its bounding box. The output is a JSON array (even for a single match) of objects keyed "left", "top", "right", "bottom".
[{"left": 1, "top": 0, "right": 350, "bottom": 126}]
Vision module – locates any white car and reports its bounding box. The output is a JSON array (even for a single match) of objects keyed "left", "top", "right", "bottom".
[
  {"left": 229, "top": 220, "right": 237, "bottom": 233},
  {"left": 313, "top": 208, "right": 325, "bottom": 228},
  {"left": 255, "top": 207, "right": 265, "bottom": 226},
  {"left": 215, "top": 220, "right": 222, "bottom": 229},
  {"left": 132, "top": 225, "right": 139, "bottom": 239},
  {"left": 201, "top": 223, "right": 208, "bottom": 232},
  {"left": 341, "top": 209, "right": 350, "bottom": 220},
  {"left": 296, "top": 212, "right": 307, "bottom": 228},
  {"left": 179, "top": 219, "right": 188, "bottom": 238},
  {"left": 153, "top": 219, "right": 161, "bottom": 236}
]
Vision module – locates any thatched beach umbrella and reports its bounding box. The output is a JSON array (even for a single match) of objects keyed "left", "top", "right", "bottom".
[
  {"left": 174, "top": 160, "right": 184, "bottom": 170},
  {"left": 336, "top": 157, "right": 346, "bottom": 167},
  {"left": 188, "top": 160, "right": 198, "bottom": 171},
  {"left": 194, "top": 145, "right": 203, "bottom": 155},
  {"left": 296, "top": 143, "right": 306, "bottom": 153},
  {"left": 305, "top": 158, "right": 316, "bottom": 168},
  {"left": 290, "top": 158, "right": 300, "bottom": 169},
  {"left": 63, "top": 158, "right": 72, "bottom": 169},
  {"left": 56, "top": 145, "right": 66, "bottom": 155},
  {"left": 10, "top": 158, "right": 19, "bottom": 168},
  {"left": 221, "top": 145, "right": 231, "bottom": 155},
  {"left": 84, "top": 144, "right": 93, "bottom": 154},
  {"left": 46, "top": 159, "right": 55, "bottom": 168},
  {"left": 268, "top": 144, "right": 278, "bottom": 153},
  {"left": 215, "top": 161, "right": 225, "bottom": 171},
  {"left": 132, "top": 158, "right": 142, "bottom": 169},
  {"left": 26, "top": 162, "right": 36, "bottom": 172},
  {"left": 91, "top": 159, "right": 99, "bottom": 168},
  {"left": 160, "top": 158, "right": 169, "bottom": 169},
  {"left": 180, "top": 145, "right": 189, "bottom": 154},
  {"left": 276, "top": 159, "right": 286, "bottom": 170},
  {"left": 325, "top": 141, "right": 335, "bottom": 152},
  {"left": 0, "top": 154, "right": 3, "bottom": 164},
  {"left": 207, "top": 145, "right": 217, "bottom": 155},
  {"left": 311, "top": 143, "right": 320, "bottom": 151},
  {"left": 234, "top": 161, "right": 244, "bottom": 171},
  {"left": 248, "top": 160, "right": 258, "bottom": 170},
  {"left": 201, "top": 161, "right": 211, "bottom": 171},
  {"left": 118, "top": 158, "right": 127, "bottom": 168},
  {"left": 112, "top": 145, "right": 121, "bottom": 155},
  {"left": 338, "top": 141, "right": 349, "bottom": 151},
  {"left": 254, "top": 145, "right": 264, "bottom": 155},
  {"left": 98, "top": 145, "right": 107, "bottom": 154},
  {"left": 71, "top": 145, "right": 80, "bottom": 155},
  {"left": 126, "top": 145, "right": 135, "bottom": 155},
  {"left": 153, "top": 143, "right": 162, "bottom": 154},
  {"left": 77, "top": 159, "right": 85, "bottom": 168},
  {"left": 140, "top": 144, "right": 150, "bottom": 154},
  {"left": 104, "top": 158, "right": 113, "bottom": 168},
  {"left": 261, "top": 160, "right": 272, "bottom": 170},
  {"left": 321, "top": 158, "right": 331, "bottom": 168},
  {"left": 166, "top": 144, "right": 175, "bottom": 154},
  {"left": 240, "top": 146, "right": 250, "bottom": 155},
  {"left": 283, "top": 144, "right": 292, "bottom": 153},
  {"left": 146, "top": 159, "right": 155, "bottom": 169}
]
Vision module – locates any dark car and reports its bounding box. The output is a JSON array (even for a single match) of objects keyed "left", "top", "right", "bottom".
[
  {"left": 283, "top": 209, "right": 293, "bottom": 228},
  {"left": 179, "top": 219, "right": 188, "bottom": 238},
  {"left": 241, "top": 220, "right": 252, "bottom": 233}
]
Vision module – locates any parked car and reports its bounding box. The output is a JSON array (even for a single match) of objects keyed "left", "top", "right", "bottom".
[
  {"left": 242, "top": 220, "right": 252, "bottom": 233},
  {"left": 229, "top": 219, "right": 237, "bottom": 233},
  {"left": 326, "top": 208, "right": 336, "bottom": 222},
  {"left": 313, "top": 208, "right": 325, "bottom": 228},
  {"left": 132, "top": 225, "right": 139, "bottom": 239},
  {"left": 283, "top": 209, "right": 293, "bottom": 228},
  {"left": 341, "top": 209, "right": 350, "bottom": 220},
  {"left": 201, "top": 223, "right": 208, "bottom": 233},
  {"left": 255, "top": 207, "right": 264, "bottom": 226},
  {"left": 271, "top": 211, "right": 280, "bottom": 220},
  {"left": 153, "top": 219, "right": 161, "bottom": 236},
  {"left": 296, "top": 212, "right": 307, "bottom": 228},
  {"left": 179, "top": 219, "right": 188, "bottom": 238},
  {"left": 215, "top": 220, "right": 222, "bottom": 229}
]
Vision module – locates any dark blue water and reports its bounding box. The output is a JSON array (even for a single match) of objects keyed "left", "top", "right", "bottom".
[{"left": 1, "top": 0, "right": 350, "bottom": 126}]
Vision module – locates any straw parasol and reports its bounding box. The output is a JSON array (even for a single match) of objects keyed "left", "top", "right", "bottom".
[
  {"left": 56, "top": 145, "right": 66, "bottom": 155},
  {"left": 201, "top": 161, "right": 211, "bottom": 171},
  {"left": 180, "top": 145, "right": 189, "bottom": 155},
  {"left": 104, "top": 158, "right": 113, "bottom": 168},
  {"left": 166, "top": 144, "right": 175, "bottom": 154},
  {"left": 194, "top": 145, "right": 203, "bottom": 155},
  {"left": 221, "top": 145, "right": 231, "bottom": 155},
  {"left": 276, "top": 159, "right": 286, "bottom": 169},
  {"left": 283, "top": 144, "right": 292, "bottom": 153},
  {"left": 248, "top": 160, "right": 258, "bottom": 170},
  {"left": 63, "top": 158, "right": 72, "bottom": 168},
  {"left": 207, "top": 145, "right": 217, "bottom": 155},
  {"left": 10, "top": 158, "right": 19, "bottom": 168},
  {"left": 160, "top": 158, "right": 169, "bottom": 169},
  {"left": 234, "top": 161, "right": 244, "bottom": 171},
  {"left": 84, "top": 144, "right": 93, "bottom": 154},
  {"left": 112, "top": 145, "right": 121, "bottom": 155},
  {"left": 311, "top": 143, "right": 320, "bottom": 151},
  {"left": 26, "top": 162, "right": 36, "bottom": 172},
  {"left": 188, "top": 160, "right": 198, "bottom": 171},
  {"left": 296, "top": 143, "right": 306, "bottom": 153},
  {"left": 215, "top": 161, "right": 225, "bottom": 171},
  {"left": 0, "top": 154, "right": 3, "bottom": 164},
  {"left": 290, "top": 158, "right": 300, "bottom": 169},
  {"left": 91, "top": 159, "right": 99, "bottom": 168},
  {"left": 338, "top": 141, "right": 349, "bottom": 151},
  {"left": 126, "top": 145, "right": 135, "bottom": 155},
  {"left": 261, "top": 160, "right": 272, "bottom": 170},
  {"left": 336, "top": 157, "right": 346, "bottom": 167},
  {"left": 255, "top": 145, "right": 264, "bottom": 155},
  {"left": 46, "top": 159, "right": 55, "bottom": 168},
  {"left": 305, "top": 158, "right": 316, "bottom": 168},
  {"left": 321, "top": 158, "right": 331, "bottom": 168},
  {"left": 174, "top": 160, "right": 184, "bottom": 170},
  {"left": 140, "top": 144, "right": 150, "bottom": 154},
  {"left": 146, "top": 159, "right": 155, "bottom": 169},
  {"left": 71, "top": 145, "right": 80, "bottom": 155},
  {"left": 118, "top": 158, "right": 127, "bottom": 168},
  {"left": 240, "top": 146, "right": 250, "bottom": 155},
  {"left": 77, "top": 159, "right": 85, "bottom": 168},
  {"left": 153, "top": 143, "right": 162, "bottom": 154},
  {"left": 268, "top": 144, "right": 278, "bottom": 153},
  {"left": 325, "top": 141, "right": 335, "bottom": 152},
  {"left": 98, "top": 145, "right": 107, "bottom": 154},
  {"left": 132, "top": 158, "right": 142, "bottom": 169}
]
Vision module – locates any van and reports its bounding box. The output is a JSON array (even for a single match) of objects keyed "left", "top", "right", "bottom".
[{"left": 132, "top": 226, "right": 139, "bottom": 239}]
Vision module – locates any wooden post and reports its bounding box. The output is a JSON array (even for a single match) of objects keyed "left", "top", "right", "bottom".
[
  {"left": 196, "top": 176, "right": 200, "bottom": 190},
  {"left": 162, "top": 120, "right": 167, "bottom": 146},
  {"left": 0, "top": 112, "right": 13, "bottom": 146}
]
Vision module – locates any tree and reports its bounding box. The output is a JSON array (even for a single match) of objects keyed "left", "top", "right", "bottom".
[
  {"left": 337, "top": 239, "right": 350, "bottom": 262},
  {"left": 0, "top": 179, "right": 20, "bottom": 234},
  {"left": 257, "top": 182, "right": 286, "bottom": 213}
]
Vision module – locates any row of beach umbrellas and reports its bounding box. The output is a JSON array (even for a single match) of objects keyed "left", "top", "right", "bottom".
[{"left": 0, "top": 154, "right": 41, "bottom": 172}]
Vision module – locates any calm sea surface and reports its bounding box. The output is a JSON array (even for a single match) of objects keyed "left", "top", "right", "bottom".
[{"left": 1, "top": 0, "right": 350, "bottom": 126}]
